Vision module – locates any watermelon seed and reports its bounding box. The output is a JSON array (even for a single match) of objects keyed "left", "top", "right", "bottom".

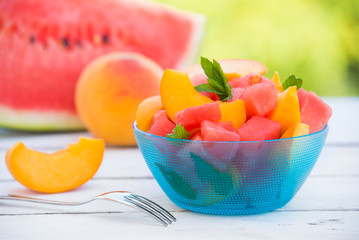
[
  {"left": 29, "top": 35, "right": 36, "bottom": 44},
  {"left": 102, "top": 34, "right": 109, "bottom": 44},
  {"left": 61, "top": 37, "right": 70, "bottom": 48}
]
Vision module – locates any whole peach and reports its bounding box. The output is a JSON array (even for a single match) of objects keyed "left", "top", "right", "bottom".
[{"left": 75, "top": 52, "right": 163, "bottom": 146}]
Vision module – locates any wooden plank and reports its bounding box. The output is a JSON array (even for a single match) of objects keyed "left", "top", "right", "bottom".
[{"left": 0, "top": 211, "right": 358, "bottom": 240}]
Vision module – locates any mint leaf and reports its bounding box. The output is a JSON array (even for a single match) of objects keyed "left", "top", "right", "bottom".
[
  {"left": 167, "top": 124, "right": 190, "bottom": 140},
  {"left": 194, "top": 57, "right": 232, "bottom": 101},
  {"left": 195, "top": 83, "right": 224, "bottom": 95},
  {"left": 282, "top": 75, "right": 303, "bottom": 90}
]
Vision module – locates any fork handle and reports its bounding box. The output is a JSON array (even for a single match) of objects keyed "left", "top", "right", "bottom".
[{"left": 0, "top": 194, "right": 89, "bottom": 206}]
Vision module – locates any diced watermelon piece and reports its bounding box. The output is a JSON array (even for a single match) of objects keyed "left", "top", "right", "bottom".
[
  {"left": 242, "top": 81, "right": 277, "bottom": 118},
  {"left": 229, "top": 73, "right": 271, "bottom": 88},
  {"left": 190, "top": 73, "right": 219, "bottom": 100},
  {"left": 148, "top": 110, "right": 175, "bottom": 137},
  {"left": 215, "top": 121, "right": 236, "bottom": 132},
  {"left": 297, "top": 88, "right": 309, "bottom": 109},
  {"left": 201, "top": 120, "right": 240, "bottom": 141},
  {"left": 299, "top": 90, "right": 332, "bottom": 133},
  {"left": 237, "top": 116, "right": 281, "bottom": 141},
  {"left": 174, "top": 102, "right": 221, "bottom": 131},
  {"left": 190, "top": 130, "right": 203, "bottom": 141},
  {"left": 228, "top": 87, "right": 245, "bottom": 102}
]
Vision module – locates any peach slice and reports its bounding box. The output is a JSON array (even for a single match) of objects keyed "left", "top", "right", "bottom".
[
  {"left": 5, "top": 137, "right": 105, "bottom": 193},
  {"left": 135, "top": 96, "right": 163, "bottom": 132},
  {"left": 268, "top": 86, "right": 301, "bottom": 135},
  {"left": 280, "top": 122, "right": 309, "bottom": 139},
  {"left": 219, "top": 99, "right": 246, "bottom": 130},
  {"left": 182, "top": 59, "right": 268, "bottom": 78},
  {"left": 160, "top": 69, "right": 212, "bottom": 122},
  {"left": 271, "top": 71, "right": 284, "bottom": 92}
]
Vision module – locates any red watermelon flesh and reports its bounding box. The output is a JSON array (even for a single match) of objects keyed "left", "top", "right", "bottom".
[
  {"left": 242, "top": 81, "right": 278, "bottom": 118},
  {"left": 190, "top": 130, "right": 203, "bottom": 141},
  {"left": 299, "top": 90, "right": 332, "bottom": 133},
  {"left": 297, "top": 88, "right": 309, "bottom": 109},
  {"left": 237, "top": 116, "right": 281, "bottom": 141},
  {"left": 228, "top": 87, "right": 245, "bottom": 102},
  {"left": 0, "top": 0, "right": 205, "bottom": 130},
  {"left": 201, "top": 120, "right": 240, "bottom": 142},
  {"left": 190, "top": 73, "right": 219, "bottom": 100},
  {"left": 214, "top": 121, "right": 236, "bottom": 132},
  {"left": 174, "top": 102, "right": 221, "bottom": 131},
  {"left": 229, "top": 73, "right": 271, "bottom": 88},
  {"left": 148, "top": 110, "right": 176, "bottom": 137}
]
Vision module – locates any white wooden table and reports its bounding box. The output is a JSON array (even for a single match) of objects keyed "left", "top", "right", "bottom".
[{"left": 0, "top": 97, "right": 358, "bottom": 239}]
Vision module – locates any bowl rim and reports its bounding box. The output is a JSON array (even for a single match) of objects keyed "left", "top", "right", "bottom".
[{"left": 133, "top": 122, "right": 328, "bottom": 144}]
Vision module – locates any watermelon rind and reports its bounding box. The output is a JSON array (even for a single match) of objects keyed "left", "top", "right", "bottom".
[{"left": 0, "top": 106, "right": 83, "bottom": 131}]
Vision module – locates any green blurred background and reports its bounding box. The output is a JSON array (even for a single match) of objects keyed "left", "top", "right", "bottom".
[{"left": 155, "top": 0, "right": 359, "bottom": 96}]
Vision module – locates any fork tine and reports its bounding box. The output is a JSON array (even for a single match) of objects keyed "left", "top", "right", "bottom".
[
  {"left": 127, "top": 195, "right": 174, "bottom": 225},
  {"left": 124, "top": 196, "right": 171, "bottom": 226},
  {"left": 130, "top": 194, "right": 176, "bottom": 222}
]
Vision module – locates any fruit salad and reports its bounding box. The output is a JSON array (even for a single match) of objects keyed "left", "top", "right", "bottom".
[{"left": 135, "top": 57, "right": 332, "bottom": 141}]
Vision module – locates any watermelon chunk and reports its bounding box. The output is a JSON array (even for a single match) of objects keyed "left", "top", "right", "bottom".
[
  {"left": 174, "top": 102, "right": 221, "bottom": 131},
  {"left": 148, "top": 110, "right": 176, "bottom": 137},
  {"left": 190, "top": 130, "right": 203, "bottom": 141},
  {"left": 0, "top": 0, "right": 205, "bottom": 131},
  {"left": 242, "top": 81, "right": 278, "bottom": 118},
  {"left": 298, "top": 89, "right": 332, "bottom": 133},
  {"left": 237, "top": 116, "right": 281, "bottom": 141},
  {"left": 297, "top": 88, "right": 309, "bottom": 109},
  {"left": 228, "top": 87, "right": 245, "bottom": 102},
  {"left": 201, "top": 120, "right": 240, "bottom": 142},
  {"left": 214, "top": 121, "right": 236, "bottom": 132},
  {"left": 229, "top": 73, "right": 271, "bottom": 88}
]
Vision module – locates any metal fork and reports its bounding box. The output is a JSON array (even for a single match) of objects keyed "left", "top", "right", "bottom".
[{"left": 0, "top": 191, "right": 176, "bottom": 226}]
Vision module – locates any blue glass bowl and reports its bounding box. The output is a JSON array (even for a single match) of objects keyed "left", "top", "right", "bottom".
[{"left": 133, "top": 123, "right": 328, "bottom": 215}]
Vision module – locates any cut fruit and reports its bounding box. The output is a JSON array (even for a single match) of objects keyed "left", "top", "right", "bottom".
[
  {"left": 148, "top": 110, "right": 176, "bottom": 137},
  {"left": 175, "top": 102, "right": 221, "bottom": 131},
  {"left": 297, "top": 88, "right": 309, "bottom": 109},
  {"left": 228, "top": 88, "right": 245, "bottom": 102},
  {"left": 242, "top": 81, "right": 278, "bottom": 118},
  {"left": 160, "top": 69, "right": 212, "bottom": 122},
  {"left": 228, "top": 73, "right": 267, "bottom": 88},
  {"left": 280, "top": 123, "right": 309, "bottom": 139},
  {"left": 237, "top": 116, "right": 281, "bottom": 141},
  {"left": 201, "top": 120, "right": 240, "bottom": 142},
  {"left": 298, "top": 89, "right": 332, "bottom": 133},
  {"left": 219, "top": 100, "right": 246, "bottom": 130},
  {"left": 0, "top": 0, "right": 205, "bottom": 131},
  {"left": 190, "top": 131, "right": 203, "bottom": 141},
  {"left": 5, "top": 137, "right": 105, "bottom": 193},
  {"left": 182, "top": 59, "right": 267, "bottom": 78},
  {"left": 268, "top": 86, "right": 301, "bottom": 135},
  {"left": 136, "top": 96, "right": 163, "bottom": 132},
  {"left": 271, "top": 71, "right": 284, "bottom": 92}
]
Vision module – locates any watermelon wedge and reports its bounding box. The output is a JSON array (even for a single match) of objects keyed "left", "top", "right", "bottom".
[{"left": 0, "top": 0, "right": 205, "bottom": 131}]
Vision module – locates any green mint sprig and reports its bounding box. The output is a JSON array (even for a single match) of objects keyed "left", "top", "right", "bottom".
[
  {"left": 195, "top": 57, "right": 232, "bottom": 101},
  {"left": 167, "top": 124, "right": 191, "bottom": 140},
  {"left": 282, "top": 75, "right": 303, "bottom": 90}
]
